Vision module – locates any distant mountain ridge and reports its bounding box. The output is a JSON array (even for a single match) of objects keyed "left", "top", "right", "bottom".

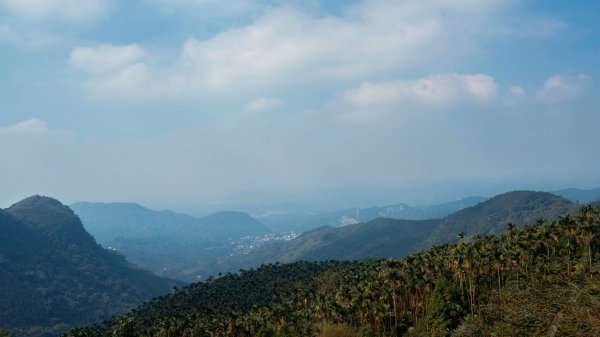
[
  {"left": 241, "top": 191, "right": 579, "bottom": 267},
  {"left": 0, "top": 196, "right": 179, "bottom": 336},
  {"left": 70, "top": 202, "right": 271, "bottom": 242},
  {"left": 257, "top": 196, "right": 487, "bottom": 232},
  {"left": 552, "top": 187, "right": 600, "bottom": 204},
  {"left": 70, "top": 202, "right": 271, "bottom": 282}
]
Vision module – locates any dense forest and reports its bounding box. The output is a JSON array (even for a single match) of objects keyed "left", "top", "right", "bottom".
[{"left": 66, "top": 204, "right": 600, "bottom": 337}]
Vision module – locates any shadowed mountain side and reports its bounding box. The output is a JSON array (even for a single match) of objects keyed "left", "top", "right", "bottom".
[{"left": 0, "top": 196, "right": 180, "bottom": 336}]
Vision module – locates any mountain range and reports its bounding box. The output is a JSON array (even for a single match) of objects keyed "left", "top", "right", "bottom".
[
  {"left": 70, "top": 202, "right": 271, "bottom": 242},
  {"left": 70, "top": 203, "right": 273, "bottom": 282},
  {"left": 551, "top": 187, "right": 600, "bottom": 204},
  {"left": 239, "top": 191, "right": 580, "bottom": 266},
  {"left": 63, "top": 200, "right": 600, "bottom": 337},
  {"left": 1, "top": 189, "right": 597, "bottom": 336},
  {"left": 69, "top": 197, "right": 486, "bottom": 281},
  {"left": 256, "top": 196, "right": 487, "bottom": 232},
  {"left": 69, "top": 191, "right": 588, "bottom": 282}
]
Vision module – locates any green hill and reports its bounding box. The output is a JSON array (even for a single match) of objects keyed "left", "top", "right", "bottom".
[
  {"left": 244, "top": 218, "right": 438, "bottom": 264},
  {"left": 0, "top": 196, "right": 180, "bottom": 336},
  {"left": 66, "top": 204, "right": 600, "bottom": 337},
  {"left": 425, "top": 190, "right": 577, "bottom": 245}
]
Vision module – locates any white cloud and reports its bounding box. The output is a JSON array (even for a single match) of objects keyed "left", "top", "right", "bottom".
[
  {"left": 503, "top": 86, "right": 527, "bottom": 106},
  {"left": 2, "top": 0, "right": 108, "bottom": 22},
  {"left": 69, "top": 44, "right": 154, "bottom": 96},
  {"left": 245, "top": 97, "right": 283, "bottom": 112},
  {"left": 344, "top": 73, "right": 499, "bottom": 105},
  {"left": 507, "top": 86, "right": 526, "bottom": 96},
  {"left": 70, "top": 44, "right": 146, "bottom": 73},
  {"left": 70, "top": 0, "right": 512, "bottom": 97},
  {"left": 0, "top": 118, "right": 74, "bottom": 139},
  {"left": 536, "top": 74, "right": 592, "bottom": 104},
  {"left": 0, "top": 118, "right": 49, "bottom": 136}
]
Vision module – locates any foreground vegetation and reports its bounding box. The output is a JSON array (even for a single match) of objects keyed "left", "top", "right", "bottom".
[{"left": 65, "top": 204, "right": 600, "bottom": 337}]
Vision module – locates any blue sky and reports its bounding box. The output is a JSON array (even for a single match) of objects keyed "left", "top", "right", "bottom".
[{"left": 1, "top": 0, "right": 599, "bottom": 212}]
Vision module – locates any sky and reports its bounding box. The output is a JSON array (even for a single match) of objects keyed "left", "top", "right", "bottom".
[{"left": 1, "top": 0, "right": 599, "bottom": 213}]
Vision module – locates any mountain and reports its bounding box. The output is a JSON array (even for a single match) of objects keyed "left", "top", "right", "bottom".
[
  {"left": 425, "top": 190, "right": 578, "bottom": 245},
  {"left": 70, "top": 202, "right": 270, "bottom": 242},
  {"left": 243, "top": 218, "right": 438, "bottom": 264},
  {"left": 65, "top": 204, "right": 600, "bottom": 337},
  {"left": 70, "top": 202, "right": 270, "bottom": 282},
  {"left": 70, "top": 192, "right": 573, "bottom": 283},
  {"left": 418, "top": 196, "right": 488, "bottom": 218},
  {"left": 242, "top": 191, "right": 577, "bottom": 267},
  {"left": 257, "top": 196, "right": 487, "bottom": 233},
  {"left": 201, "top": 211, "right": 269, "bottom": 239},
  {"left": 0, "top": 196, "right": 179, "bottom": 336},
  {"left": 552, "top": 187, "right": 600, "bottom": 204}
]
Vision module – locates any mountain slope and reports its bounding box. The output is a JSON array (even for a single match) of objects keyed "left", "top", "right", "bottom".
[
  {"left": 245, "top": 218, "right": 439, "bottom": 264},
  {"left": 0, "top": 196, "right": 179, "bottom": 336},
  {"left": 201, "top": 211, "right": 268, "bottom": 239},
  {"left": 425, "top": 190, "right": 578, "bottom": 245}
]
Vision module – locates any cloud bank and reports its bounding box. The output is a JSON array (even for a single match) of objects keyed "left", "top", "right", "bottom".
[
  {"left": 344, "top": 74, "right": 499, "bottom": 106},
  {"left": 536, "top": 74, "right": 592, "bottom": 104},
  {"left": 69, "top": 0, "right": 511, "bottom": 97}
]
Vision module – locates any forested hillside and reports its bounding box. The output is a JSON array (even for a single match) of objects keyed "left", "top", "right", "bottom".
[
  {"left": 424, "top": 190, "right": 577, "bottom": 245},
  {"left": 67, "top": 204, "right": 600, "bottom": 337},
  {"left": 0, "top": 196, "right": 179, "bottom": 336},
  {"left": 243, "top": 219, "right": 438, "bottom": 265}
]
